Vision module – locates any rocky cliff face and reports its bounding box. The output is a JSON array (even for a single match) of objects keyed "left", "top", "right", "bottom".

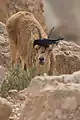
[
  {"left": 0, "top": 22, "right": 10, "bottom": 67},
  {"left": 53, "top": 41, "right": 80, "bottom": 74},
  {"left": 0, "top": 0, "right": 47, "bottom": 32}
]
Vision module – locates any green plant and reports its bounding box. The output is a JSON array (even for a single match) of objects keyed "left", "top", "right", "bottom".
[{"left": 0, "top": 63, "right": 37, "bottom": 97}]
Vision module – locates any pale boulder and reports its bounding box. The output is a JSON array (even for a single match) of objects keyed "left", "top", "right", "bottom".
[
  {"left": 19, "top": 70, "right": 80, "bottom": 120},
  {"left": 53, "top": 41, "right": 80, "bottom": 74},
  {"left": 0, "top": 97, "right": 12, "bottom": 120}
]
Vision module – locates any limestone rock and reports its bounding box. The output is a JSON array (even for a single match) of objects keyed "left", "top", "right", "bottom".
[
  {"left": 19, "top": 72, "right": 80, "bottom": 120},
  {"left": 0, "top": 97, "right": 12, "bottom": 120},
  {"left": 53, "top": 41, "right": 80, "bottom": 74},
  {"left": 28, "top": 70, "right": 80, "bottom": 90},
  {"left": 0, "top": 22, "right": 10, "bottom": 67},
  {"left": 0, "top": 66, "right": 5, "bottom": 90},
  {"left": 0, "top": 22, "right": 6, "bottom": 34},
  {"left": 0, "top": 0, "right": 47, "bottom": 32}
]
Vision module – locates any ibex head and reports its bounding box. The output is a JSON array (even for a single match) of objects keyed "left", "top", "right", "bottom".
[{"left": 31, "top": 26, "right": 64, "bottom": 74}]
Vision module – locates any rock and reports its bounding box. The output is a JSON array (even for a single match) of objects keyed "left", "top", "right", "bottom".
[
  {"left": 0, "top": 22, "right": 10, "bottom": 67},
  {"left": 0, "top": 22, "right": 6, "bottom": 34},
  {"left": 8, "top": 90, "right": 18, "bottom": 97},
  {"left": 28, "top": 71, "right": 80, "bottom": 90},
  {"left": 0, "top": 0, "right": 47, "bottom": 32},
  {"left": 0, "top": 66, "right": 5, "bottom": 80},
  {"left": 0, "top": 66, "right": 5, "bottom": 90},
  {"left": 19, "top": 73, "right": 80, "bottom": 120},
  {"left": 53, "top": 41, "right": 80, "bottom": 74},
  {"left": 0, "top": 97, "right": 12, "bottom": 120},
  {"left": 17, "top": 93, "right": 26, "bottom": 101}
]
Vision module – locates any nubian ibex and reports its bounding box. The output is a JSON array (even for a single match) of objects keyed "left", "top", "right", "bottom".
[{"left": 6, "top": 11, "right": 64, "bottom": 75}]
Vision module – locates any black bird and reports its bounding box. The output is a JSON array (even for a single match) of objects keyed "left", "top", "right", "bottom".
[{"left": 33, "top": 36, "right": 64, "bottom": 47}]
